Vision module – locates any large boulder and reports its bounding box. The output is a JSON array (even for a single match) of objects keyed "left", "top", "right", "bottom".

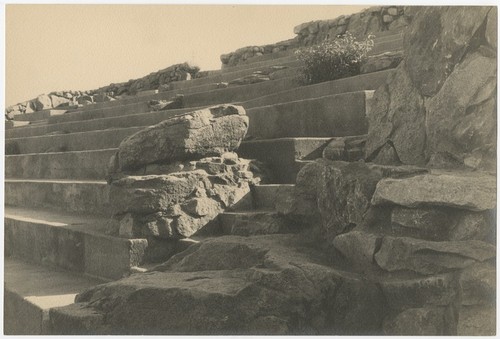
[
  {"left": 424, "top": 50, "right": 496, "bottom": 165},
  {"left": 365, "top": 6, "right": 496, "bottom": 170},
  {"left": 404, "top": 6, "right": 491, "bottom": 97},
  {"left": 33, "top": 94, "right": 52, "bottom": 110},
  {"left": 116, "top": 105, "right": 248, "bottom": 171},
  {"left": 51, "top": 234, "right": 387, "bottom": 335}
]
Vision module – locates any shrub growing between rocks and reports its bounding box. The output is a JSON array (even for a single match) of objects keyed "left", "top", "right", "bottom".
[{"left": 296, "top": 32, "right": 374, "bottom": 84}]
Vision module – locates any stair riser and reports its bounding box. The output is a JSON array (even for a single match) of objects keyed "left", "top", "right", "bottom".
[
  {"left": 4, "top": 289, "right": 48, "bottom": 335},
  {"left": 6, "top": 69, "right": 394, "bottom": 140},
  {"left": 49, "top": 103, "right": 199, "bottom": 125},
  {"left": 251, "top": 185, "right": 296, "bottom": 210},
  {"left": 6, "top": 127, "right": 140, "bottom": 155},
  {"left": 5, "top": 217, "right": 147, "bottom": 280},
  {"left": 218, "top": 213, "right": 296, "bottom": 236},
  {"left": 170, "top": 60, "right": 303, "bottom": 90},
  {"left": 244, "top": 69, "right": 393, "bottom": 109},
  {"left": 246, "top": 91, "right": 371, "bottom": 139},
  {"left": 13, "top": 109, "right": 68, "bottom": 122},
  {"left": 5, "top": 149, "right": 116, "bottom": 180},
  {"left": 5, "top": 181, "right": 111, "bottom": 216},
  {"left": 49, "top": 39, "right": 400, "bottom": 126},
  {"left": 9, "top": 91, "right": 370, "bottom": 155},
  {"left": 238, "top": 138, "right": 331, "bottom": 183}
]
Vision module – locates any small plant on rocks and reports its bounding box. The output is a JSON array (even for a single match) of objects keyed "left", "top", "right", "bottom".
[{"left": 295, "top": 32, "right": 375, "bottom": 85}]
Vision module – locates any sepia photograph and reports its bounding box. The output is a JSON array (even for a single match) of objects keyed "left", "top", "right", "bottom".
[{"left": 3, "top": 2, "right": 497, "bottom": 335}]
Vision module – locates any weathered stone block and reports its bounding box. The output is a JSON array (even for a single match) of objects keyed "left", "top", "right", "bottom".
[
  {"left": 375, "top": 236, "right": 495, "bottom": 274},
  {"left": 117, "top": 105, "right": 248, "bottom": 171}
]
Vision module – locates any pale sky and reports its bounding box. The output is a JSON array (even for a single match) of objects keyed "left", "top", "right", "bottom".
[{"left": 5, "top": 4, "right": 366, "bottom": 106}]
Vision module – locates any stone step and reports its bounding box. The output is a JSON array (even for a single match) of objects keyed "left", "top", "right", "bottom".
[
  {"left": 169, "top": 59, "right": 302, "bottom": 91},
  {"left": 5, "top": 148, "right": 116, "bottom": 180},
  {"left": 5, "top": 179, "right": 111, "bottom": 216},
  {"left": 12, "top": 109, "right": 68, "bottom": 122},
  {"left": 7, "top": 91, "right": 372, "bottom": 158},
  {"left": 221, "top": 49, "right": 298, "bottom": 71},
  {"left": 6, "top": 126, "right": 142, "bottom": 155},
  {"left": 61, "top": 54, "right": 301, "bottom": 116},
  {"left": 238, "top": 137, "right": 332, "bottom": 183},
  {"left": 5, "top": 120, "right": 30, "bottom": 129},
  {"left": 243, "top": 69, "right": 394, "bottom": 109},
  {"left": 48, "top": 102, "right": 197, "bottom": 125},
  {"left": 246, "top": 91, "right": 372, "bottom": 139},
  {"left": 217, "top": 211, "right": 298, "bottom": 236},
  {"left": 251, "top": 184, "right": 295, "bottom": 210},
  {"left": 5, "top": 206, "right": 148, "bottom": 281},
  {"left": 6, "top": 69, "right": 395, "bottom": 140},
  {"left": 4, "top": 258, "right": 103, "bottom": 335},
  {"left": 52, "top": 36, "right": 403, "bottom": 126}
]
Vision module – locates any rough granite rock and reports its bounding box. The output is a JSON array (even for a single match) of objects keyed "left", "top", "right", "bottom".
[
  {"left": 332, "top": 231, "right": 380, "bottom": 270},
  {"left": 50, "top": 95, "right": 71, "bottom": 108},
  {"left": 365, "top": 61, "right": 426, "bottom": 165},
  {"left": 404, "top": 6, "right": 491, "bottom": 97},
  {"left": 117, "top": 105, "right": 248, "bottom": 171},
  {"left": 110, "top": 155, "right": 259, "bottom": 239},
  {"left": 383, "top": 307, "right": 448, "bottom": 335},
  {"left": 365, "top": 6, "right": 496, "bottom": 170},
  {"left": 371, "top": 172, "right": 496, "bottom": 211},
  {"left": 33, "top": 94, "right": 52, "bottom": 110},
  {"left": 425, "top": 50, "right": 496, "bottom": 163},
  {"left": 459, "top": 262, "right": 496, "bottom": 306},
  {"left": 374, "top": 236, "right": 495, "bottom": 274},
  {"left": 57, "top": 235, "right": 387, "bottom": 335},
  {"left": 457, "top": 305, "right": 496, "bottom": 335},
  {"left": 379, "top": 272, "right": 458, "bottom": 309}
]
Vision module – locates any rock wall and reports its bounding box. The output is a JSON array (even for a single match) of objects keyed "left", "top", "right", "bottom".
[
  {"left": 365, "top": 6, "right": 497, "bottom": 171},
  {"left": 278, "top": 6, "right": 497, "bottom": 335},
  {"left": 6, "top": 62, "right": 199, "bottom": 120},
  {"left": 220, "top": 5, "right": 410, "bottom": 67}
]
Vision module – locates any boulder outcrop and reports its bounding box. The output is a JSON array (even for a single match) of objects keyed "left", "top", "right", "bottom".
[{"left": 365, "top": 6, "right": 497, "bottom": 171}]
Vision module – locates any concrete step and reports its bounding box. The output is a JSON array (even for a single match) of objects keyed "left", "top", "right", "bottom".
[
  {"left": 246, "top": 91, "right": 372, "bottom": 139},
  {"left": 243, "top": 69, "right": 394, "bottom": 109},
  {"left": 218, "top": 210, "right": 299, "bottom": 236},
  {"left": 5, "top": 179, "right": 111, "bottom": 216},
  {"left": 6, "top": 126, "right": 141, "bottom": 155},
  {"left": 52, "top": 36, "right": 401, "bottom": 125},
  {"left": 221, "top": 49, "right": 298, "bottom": 71},
  {"left": 169, "top": 59, "right": 303, "bottom": 91},
  {"left": 238, "top": 137, "right": 332, "bottom": 183},
  {"left": 5, "top": 148, "right": 116, "bottom": 180},
  {"left": 48, "top": 102, "right": 198, "bottom": 125},
  {"left": 62, "top": 55, "right": 300, "bottom": 116},
  {"left": 251, "top": 184, "right": 296, "bottom": 210},
  {"left": 4, "top": 258, "right": 103, "bottom": 335},
  {"left": 5, "top": 206, "right": 148, "bottom": 280},
  {"left": 6, "top": 69, "right": 395, "bottom": 140},
  {"left": 7, "top": 90, "right": 372, "bottom": 157},
  {"left": 13, "top": 109, "right": 68, "bottom": 122}
]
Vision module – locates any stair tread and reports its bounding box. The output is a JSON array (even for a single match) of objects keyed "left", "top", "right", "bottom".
[
  {"left": 5, "top": 257, "right": 102, "bottom": 310},
  {"left": 5, "top": 178, "right": 108, "bottom": 184},
  {"left": 5, "top": 206, "right": 110, "bottom": 230}
]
